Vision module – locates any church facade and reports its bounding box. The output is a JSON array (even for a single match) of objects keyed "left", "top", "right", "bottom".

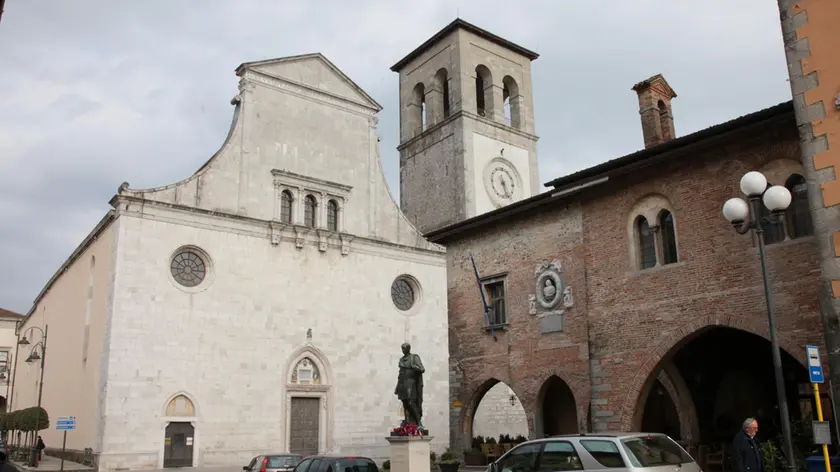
[{"left": 10, "top": 54, "right": 449, "bottom": 470}]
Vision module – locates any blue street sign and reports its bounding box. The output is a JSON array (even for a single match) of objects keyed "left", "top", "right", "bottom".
[
  {"left": 56, "top": 416, "right": 77, "bottom": 431},
  {"left": 807, "top": 345, "right": 825, "bottom": 384}
]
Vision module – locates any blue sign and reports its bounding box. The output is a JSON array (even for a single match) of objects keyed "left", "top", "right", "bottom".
[
  {"left": 807, "top": 345, "right": 825, "bottom": 384},
  {"left": 56, "top": 416, "right": 76, "bottom": 431}
]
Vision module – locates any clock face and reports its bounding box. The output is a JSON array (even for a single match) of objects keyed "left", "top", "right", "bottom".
[
  {"left": 490, "top": 166, "right": 515, "bottom": 200},
  {"left": 483, "top": 158, "right": 522, "bottom": 208}
]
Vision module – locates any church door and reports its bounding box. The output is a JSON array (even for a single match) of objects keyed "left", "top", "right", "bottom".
[
  {"left": 164, "top": 422, "right": 194, "bottom": 468},
  {"left": 289, "top": 397, "right": 320, "bottom": 456}
]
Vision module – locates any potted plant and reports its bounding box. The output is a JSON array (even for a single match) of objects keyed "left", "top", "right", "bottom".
[
  {"left": 438, "top": 447, "right": 460, "bottom": 472},
  {"left": 463, "top": 448, "right": 485, "bottom": 466}
]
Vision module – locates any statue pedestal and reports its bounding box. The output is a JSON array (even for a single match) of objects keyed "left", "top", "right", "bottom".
[{"left": 386, "top": 436, "right": 433, "bottom": 472}]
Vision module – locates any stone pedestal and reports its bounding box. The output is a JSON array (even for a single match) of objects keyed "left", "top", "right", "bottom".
[{"left": 386, "top": 436, "right": 433, "bottom": 472}]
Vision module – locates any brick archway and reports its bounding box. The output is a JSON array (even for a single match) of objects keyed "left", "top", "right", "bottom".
[
  {"left": 461, "top": 378, "right": 530, "bottom": 446},
  {"left": 619, "top": 314, "right": 807, "bottom": 430}
]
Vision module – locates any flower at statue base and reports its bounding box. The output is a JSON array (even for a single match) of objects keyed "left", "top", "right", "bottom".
[{"left": 392, "top": 421, "right": 423, "bottom": 437}]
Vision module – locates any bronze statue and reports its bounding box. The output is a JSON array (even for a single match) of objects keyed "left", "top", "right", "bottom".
[{"left": 394, "top": 342, "right": 425, "bottom": 428}]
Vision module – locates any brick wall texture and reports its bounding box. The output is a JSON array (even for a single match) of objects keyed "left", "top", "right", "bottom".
[{"left": 442, "top": 111, "right": 827, "bottom": 450}]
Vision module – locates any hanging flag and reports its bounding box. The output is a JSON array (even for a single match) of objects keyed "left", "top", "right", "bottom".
[{"left": 469, "top": 252, "right": 496, "bottom": 340}]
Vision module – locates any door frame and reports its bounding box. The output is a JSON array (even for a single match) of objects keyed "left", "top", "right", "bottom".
[
  {"left": 159, "top": 419, "right": 198, "bottom": 469},
  {"left": 284, "top": 391, "right": 328, "bottom": 454}
]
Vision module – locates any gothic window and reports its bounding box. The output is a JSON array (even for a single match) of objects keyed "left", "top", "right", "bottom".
[
  {"left": 658, "top": 210, "right": 678, "bottom": 265},
  {"left": 785, "top": 174, "right": 814, "bottom": 239},
  {"left": 291, "top": 357, "right": 321, "bottom": 385},
  {"left": 304, "top": 195, "right": 317, "bottom": 228},
  {"left": 503, "top": 76, "right": 521, "bottom": 129},
  {"left": 280, "top": 190, "right": 293, "bottom": 224},
  {"left": 636, "top": 216, "right": 657, "bottom": 270},
  {"left": 170, "top": 249, "right": 207, "bottom": 287},
  {"left": 327, "top": 199, "right": 339, "bottom": 232}
]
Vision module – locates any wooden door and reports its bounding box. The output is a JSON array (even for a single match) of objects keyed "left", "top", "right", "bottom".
[
  {"left": 164, "top": 422, "right": 194, "bottom": 468},
  {"left": 289, "top": 397, "right": 320, "bottom": 456}
]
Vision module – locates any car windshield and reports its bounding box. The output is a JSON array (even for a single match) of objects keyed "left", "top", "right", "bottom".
[
  {"left": 326, "top": 458, "right": 378, "bottom": 472},
  {"left": 268, "top": 456, "right": 302, "bottom": 468},
  {"left": 621, "top": 435, "right": 692, "bottom": 467}
]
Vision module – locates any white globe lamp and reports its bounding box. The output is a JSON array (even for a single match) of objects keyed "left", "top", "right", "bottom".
[
  {"left": 740, "top": 171, "right": 768, "bottom": 197},
  {"left": 763, "top": 185, "right": 792, "bottom": 212},
  {"left": 722, "top": 198, "right": 750, "bottom": 223}
]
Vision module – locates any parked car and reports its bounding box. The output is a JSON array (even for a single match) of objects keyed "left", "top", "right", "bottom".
[
  {"left": 488, "top": 433, "right": 699, "bottom": 472},
  {"left": 291, "top": 455, "right": 378, "bottom": 472},
  {"left": 244, "top": 454, "right": 304, "bottom": 472}
]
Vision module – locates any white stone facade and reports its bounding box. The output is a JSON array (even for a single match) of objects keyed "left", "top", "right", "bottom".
[{"left": 13, "top": 53, "right": 449, "bottom": 471}]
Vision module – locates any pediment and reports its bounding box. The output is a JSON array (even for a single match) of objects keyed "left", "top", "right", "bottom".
[{"left": 237, "top": 53, "right": 382, "bottom": 111}]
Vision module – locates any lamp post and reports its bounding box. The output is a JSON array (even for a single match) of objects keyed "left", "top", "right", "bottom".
[
  {"left": 19, "top": 325, "right": 47, "bottom": 468},
  {"left": 722, "top": 171, "right": 795, "bottom": 472}
]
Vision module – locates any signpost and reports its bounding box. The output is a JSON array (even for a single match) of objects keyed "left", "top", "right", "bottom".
[
  {"left": 806, "top": 346, "right": 832, "bottom": 472},
  {"left": 55, "top": 416, "right": 76, "bottom": 472}
]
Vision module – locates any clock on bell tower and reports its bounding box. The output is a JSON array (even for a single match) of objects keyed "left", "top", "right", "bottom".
[{"left": 391, "top": 19, "right": 541, "bottom": 234}]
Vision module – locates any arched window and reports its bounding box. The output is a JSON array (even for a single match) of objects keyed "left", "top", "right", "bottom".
[
  {"left": 304, "top": 195, "right": 317, "bottom": 228},
  {"left": 759, "top": 183, "right": 785, "bottom": 245},
  {"left": 502, "top": 76, "right": 521, "bottom": 129},
  {"left": 785, "top": 174, "right": 814, "bottom": 239},
  {"left": 327, "top": 199, "right": 339, "bottom": 231},
  {"left": 411, "top": 82, "right": 426, "bottom": 136},
  {"left": 636, "top": 216, "right": 657, "bottom": 270},
  {"left": 659, "top": 210, "right": 678, "bottom": 265},
  {"left": 280, "top": 190, "right": 293, "bottom": 224},
  {"left": 435, "top": 68, "right": 450, "bottom": 120},
  {"left": 475, "top": 65, "right": 493, "bottom": 118}
]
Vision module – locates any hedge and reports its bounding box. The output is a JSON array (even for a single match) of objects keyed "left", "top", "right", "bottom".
[{"left": 0, "top": 407, "right": 50, "bottom": 432}]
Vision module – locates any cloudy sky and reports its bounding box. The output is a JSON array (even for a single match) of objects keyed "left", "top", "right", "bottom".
[{"left": 0, "top": 0, "right": 792, "bottom": 314}]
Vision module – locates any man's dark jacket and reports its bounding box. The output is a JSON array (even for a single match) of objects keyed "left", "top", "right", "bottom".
[{"left": 732, "top": 430, "right": 764, "bottom": 472}]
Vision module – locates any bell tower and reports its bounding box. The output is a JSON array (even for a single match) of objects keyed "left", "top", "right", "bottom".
[{"left": 392, "top": 19, "right": 541, "bottom": 234}]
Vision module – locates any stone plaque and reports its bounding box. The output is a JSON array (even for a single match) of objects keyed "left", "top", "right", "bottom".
[
  {"left": 813, "top": 421, "right": 831, "bottom": 445},
  {"left": 539, "top": 313, "right": 564, "bottom": 334}
]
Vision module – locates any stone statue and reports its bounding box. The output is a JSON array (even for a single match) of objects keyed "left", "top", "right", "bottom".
[
  {"left": 542, "top": 279, "right": 556, "bottom": 301},
  {"left": 394, "top": 342, "right": 425, "bottom": 428}
]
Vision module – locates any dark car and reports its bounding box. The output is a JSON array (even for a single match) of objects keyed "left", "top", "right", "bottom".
[
  {"left": 244, "top": 454, "right": 304, "bottom": 472},
  {"left": 292, "top": 455, "right": 378, "bottom": 472}
]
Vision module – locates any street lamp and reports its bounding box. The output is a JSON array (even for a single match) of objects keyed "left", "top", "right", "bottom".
[
  {"left": 19, "top": 325, "right": 47, "bottom": 468},
  {"left": 722, "top": 171, "right": 795, "bottom": 472}
]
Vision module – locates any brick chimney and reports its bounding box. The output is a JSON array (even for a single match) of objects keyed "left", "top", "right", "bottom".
[{"left": 632, "top": 74, "right": 677, "bottom": 149}]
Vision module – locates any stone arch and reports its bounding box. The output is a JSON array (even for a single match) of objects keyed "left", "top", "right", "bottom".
[
  {"left": 162, "top": 391, "right": 199, "bottom": 418},
  {"left": 475, "top": 65, "right": 494, "bottom": 118},
  {"left": 502, "top": 75, "right": 521, "bottom": 128},
  {"left": 757, "top": 157, "right": 808, "bottom": 186},
  {"left": 535, "top": 375, "right": 580, "bottom": 437},
  {"left": 461, "top": 378, "right": 530, "bottom": 449},
  {"left": 619, "top": 314, "right": 807, "bottom": 430}
]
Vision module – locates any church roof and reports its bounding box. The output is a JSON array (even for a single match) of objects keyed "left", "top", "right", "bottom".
[
  {"left": 425, "top": 100, "right": 795, "bottom": 243},
  {"left": 390, "top": 18, "right": 539, "bottom": 72}
]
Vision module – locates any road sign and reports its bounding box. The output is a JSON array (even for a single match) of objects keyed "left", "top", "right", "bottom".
[
  {"left": 56, "top": 416, "right": 76, "bottom": 431},
  {"left": 814, "top": 421, "right": 832, "bottom": 445},
  {"left": 807, "top": 345, "right": 825, "bottom": 383}
]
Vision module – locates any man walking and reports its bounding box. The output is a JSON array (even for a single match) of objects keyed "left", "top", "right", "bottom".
[{"left": 732, "top": 418, "right": 764, "bottom": 472}]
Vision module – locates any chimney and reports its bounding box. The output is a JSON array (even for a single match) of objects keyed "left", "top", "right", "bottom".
[{"left": 632, "top": 74, "right": 677, "bottom": 149}]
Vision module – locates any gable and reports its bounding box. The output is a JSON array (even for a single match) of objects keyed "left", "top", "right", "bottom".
[{"left": 240, "top": 54, "right": 382, "bottom": 111}]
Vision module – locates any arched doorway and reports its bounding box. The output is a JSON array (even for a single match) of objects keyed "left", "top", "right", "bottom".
[
  {"left": 537, "top": 375, "right": 577, "bottom": 437},
  {"left": 634, "top": 327, "right": 813, "bottom": 449},
  {"left": 472, "top": 381, "right": 528, "bottom": 440},
  {"left": 162, "top": 394, "right": 197, "bottom": 468}
]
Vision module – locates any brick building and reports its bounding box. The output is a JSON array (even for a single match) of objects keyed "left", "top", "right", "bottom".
[{"left": 394, "top": 19, "right": 830, "bottom": 453}]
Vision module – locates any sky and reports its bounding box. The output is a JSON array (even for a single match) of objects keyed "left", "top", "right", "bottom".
[{"left": 0, "top": 0, "right": 793, "bottom": 314}]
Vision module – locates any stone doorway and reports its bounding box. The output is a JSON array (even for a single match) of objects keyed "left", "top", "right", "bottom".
[
  {"left": 289, "top": 397, "right": 320, "bottom": 456},
  {"left": 163, "top": 422, "right": 194, "bottom": 468}
]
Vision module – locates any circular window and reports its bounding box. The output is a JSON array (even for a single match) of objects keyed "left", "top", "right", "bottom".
[
  {"left": 170, "top": 250, "right": 207, "bottom": 287},
  {"left": 391, "top": 277, "right": 416, "bottom": 311}
]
